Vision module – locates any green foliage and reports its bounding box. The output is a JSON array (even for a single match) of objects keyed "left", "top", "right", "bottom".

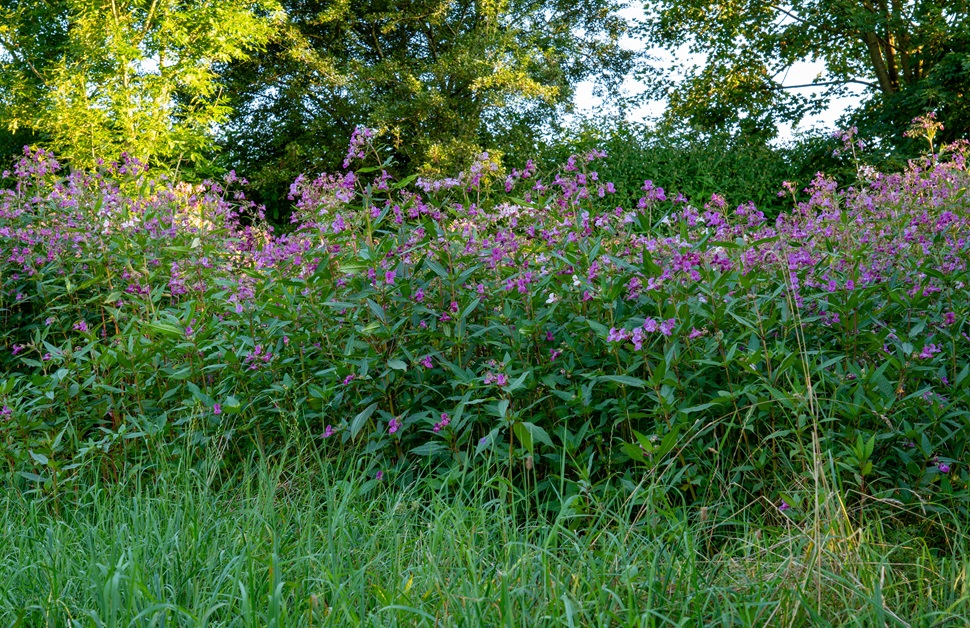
[
  {"left": 1, "top": 452, "right": 969, "bottom": 624},
  {"left": 0, "top": 0, "right": 280, "bottom": 172},
  {"left": 531, "top": 118, "right": 796, "bottom": 216},
  {"left": 638, "top": 0, "right": 970, "bottom": 138},
  {"left": 4, "top": 135, "right": 970, "bottom": 521},
  {"left": 216, "top": 0, "right": 636, "bottom": 220}
]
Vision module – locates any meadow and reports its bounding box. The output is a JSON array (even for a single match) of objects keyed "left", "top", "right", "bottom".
[{"left": 2, "top": 124, "right": 970, "bottom": 625}]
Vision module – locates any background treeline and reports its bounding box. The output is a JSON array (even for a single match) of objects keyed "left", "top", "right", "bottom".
[{"left": 1, "top": 0, "right": 968, "bottom": 217}]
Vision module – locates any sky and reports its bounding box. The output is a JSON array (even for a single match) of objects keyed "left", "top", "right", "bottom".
[{"left": 572, "top": 5, "right": 869, "bottom": 141}]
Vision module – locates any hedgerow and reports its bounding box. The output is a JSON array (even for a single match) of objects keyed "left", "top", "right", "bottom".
[{"left": 2, "top": 129, "right": 969, "bottom": 515}]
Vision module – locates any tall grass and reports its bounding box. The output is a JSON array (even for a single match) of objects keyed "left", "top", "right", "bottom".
[{"left": 2, "top": 443, "right": 968, "bottom": 626}]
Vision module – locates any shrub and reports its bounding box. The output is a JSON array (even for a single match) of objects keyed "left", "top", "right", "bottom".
[{"left": 2, "top": 136, "right": 969, "bottom": 515}]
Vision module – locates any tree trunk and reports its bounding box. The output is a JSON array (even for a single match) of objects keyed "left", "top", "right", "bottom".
[{"left": 863, "top": 32, "right": 897, "bottom": 94}]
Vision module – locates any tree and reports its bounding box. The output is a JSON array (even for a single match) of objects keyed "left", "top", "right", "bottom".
[
  {"left": 638, "top": 0, "right": 970, "bottom": 141},
  {"left": 216, "top": 0, "right": 636, "bottom": 216},
  {"left": 0, "top": 0, "right": 280, "bottom": 172}
]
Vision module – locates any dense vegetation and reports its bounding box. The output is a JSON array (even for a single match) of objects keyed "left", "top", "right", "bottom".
[
  {"left": 1, "top": 0, "right": 969, "bottom": 624},
  {"left": 2, "top": 125, "right": 970, "bottom": 622},
  {"left": 2, "top": 124, "right": 966, "bottom": 493}
]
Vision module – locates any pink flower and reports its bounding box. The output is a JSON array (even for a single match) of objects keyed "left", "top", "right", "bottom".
[
  {"left": 631, "top": 328, "right": 646, "bottom": 351},
  {"left": 659, "top": 318, "right": 676, "bottom": 337},
  {"left": 433, "top": 412, "right": 450, "bottom": 432},
  {"left": 607, "top": 327, "right": 631, "bottom": 343},
  {"left": 688, "top": 327, "right": 704, "bottom": 339},
  {"left": 323, "top": 425, "right": 334, "bottom": 438},
  {"left": 421, "top": 355, "right": 433, "bottom": 368},
  {"left": 779, "top": 500, "right": 791, "bottom": 511},
  {"left": 388, "top": 418, "right": 399, "bottom": 434},
  {"left": 213, "top": 403, "right": 221, "bottom": 415}
]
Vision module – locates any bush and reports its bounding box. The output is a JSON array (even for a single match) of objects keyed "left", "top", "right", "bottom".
[
  {"left": 2, "top": 136, "right": 970, "bottom": 515},
  {"left": 530, "top": 119, "right": 796, "bottom": 218}
]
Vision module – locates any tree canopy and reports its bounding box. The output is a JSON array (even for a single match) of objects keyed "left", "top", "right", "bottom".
[
  {"left": 216, "top": 0, "right": 636, "bottom": 213},
  {"left": 0, "top": 0, "right": 279, "bottom": 172},
  {"left": 639, "top": 0, "right": 970, "bottom": 140}
]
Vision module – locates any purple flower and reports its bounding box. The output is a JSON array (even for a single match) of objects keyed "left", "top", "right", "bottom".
[
  {"left": 688, "top": 327, "right": 704, "bottom": 339},
  {"left": 414, "top": 288, "right": 425, "bottom": 302},
  {"left": 939, "top": 463, "right": 951, "bottom": 473},
  {"left": 421, "top": 355, "right": 433, "bottom": 369},
  {"left": 375, "top": 470, "right": 384, "bottom": 481},
  {"left": 433, "top": 412, "right": 450, "bottom": 432},
  {"left": 779, "top": 500, "right": 791, "bottom": 511},
  {"left": 0, "top": 405, "right": 10, "bottom": 418},
  {"left": 607, "top": 327, "right": 631, "bottom": 343},
  {"left": 44, "top": 317, "right": 54, "bottom": 326},
  {"left": 213, "top": 403, "right": 222, "bottom": 415},
  {"left": 642, "top": 318, "right": 658, "bottom": 333},
  {"left": 73, "top": 320, "right": 88, "bottom": 333},
  {"left": 485, "top": 372, "right": 509, "bottom": 386},
  {"left": 385, "top": 270, "right": 396, "bottom": 284},
  {"left": 342, "top": 374, "right": 356, "bottom": 385},
  {"left": 659, "top": 318, "right": 676, "bottom": 337},
  {"left": 323, "top": 425, "right": 334, "bottom": 438},
  {"left": 388, "top": 418, "right": 399, "bottom": 434},
  {"left": 185, "top": 326, "right": 194, "bottom": 336},
  {"left": 631, "top": 328, "right": 646, "bottom": 351},
  {"left": 944, "top": 311, "right": 956, "bottom": 326},
  {"left": 918, "top": 344, "right": 941, "bottom": 359}
]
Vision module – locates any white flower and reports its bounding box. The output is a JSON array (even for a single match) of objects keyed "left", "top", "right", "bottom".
[
  {"left": 546, "top": 292, "right": 559, "bottom": 305},
  {"left": 572, "top": 275, "right": 581, "bottom": 288}
]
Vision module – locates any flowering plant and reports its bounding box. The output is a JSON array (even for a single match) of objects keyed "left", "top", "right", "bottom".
[{"left": 2, "top": 134, "right": 969, "bottom": 508}]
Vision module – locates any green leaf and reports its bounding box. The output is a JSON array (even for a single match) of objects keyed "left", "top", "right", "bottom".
[
  {"left": 19, "top": 472, "right": 49, "bottom": 484},
  {"left": 512, "top": 422, "right": 533, "bottom": 452},
  {"left": 387, "top": 359, "right": 408, "bottom": 371},
  {"left": 599, "top": 375, "right": 647, "bottom": 388},
  {"left": 521, "top": 422, "right": 553, "bottom": 448},
  {"left": 144, "top": 322, "right": 183, "bottom": 338},
  {"left": 504, "top": 371, "right": 529, "bottom": 392},
  {"left": 350, "top": 402, "right": 379, "bottom": 440}
]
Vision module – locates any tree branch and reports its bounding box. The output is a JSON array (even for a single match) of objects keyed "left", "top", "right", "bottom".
[{"left": 772, "top": 79, "right": 877, "bottom": 90}]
